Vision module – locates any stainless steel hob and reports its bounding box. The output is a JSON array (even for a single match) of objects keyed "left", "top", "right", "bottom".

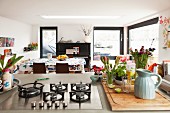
[{"left": 0, "top": 81, "right": 102, "bottom": 110}]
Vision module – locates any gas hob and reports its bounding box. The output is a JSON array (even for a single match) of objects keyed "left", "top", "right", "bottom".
[{"left": 0, "top": 81, "right": 102, "bottom": 110}]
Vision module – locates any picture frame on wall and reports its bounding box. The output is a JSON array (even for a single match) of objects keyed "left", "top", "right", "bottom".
[
  {"left": 6, "top": 38, "right": 15, "bottom": 47},
  {"left": 0, "top": 37, "right": 6, "bottom": 47},
  {"left": 0, "top": 37, "right": 15, "bottom": 47}
]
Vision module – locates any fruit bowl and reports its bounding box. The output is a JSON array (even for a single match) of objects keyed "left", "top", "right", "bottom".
[{"left": 57, "top": 55, "right": 68, "bottom": 61}]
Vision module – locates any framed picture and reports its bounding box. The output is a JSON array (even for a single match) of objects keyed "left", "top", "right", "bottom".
[
  {"left": 73, "top": 47, "right": 79, "bottom": 54},
  {"left": 6, "top": 38, "right": 15, "bottom": 47},
  {"left": 66, "top": 49, "right": 75, "bottom": 54},
  {"left": 0, "top": 37, "right": 6, "bottom": 47}
]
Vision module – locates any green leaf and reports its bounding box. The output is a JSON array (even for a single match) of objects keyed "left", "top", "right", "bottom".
[
  {"left": 0, "top": 54, "right": 5, "bottom": 68},
  {"left": 4, "top": 55, "right": 24, "bottom": 69},
  {"left": 11, "top": 56, "right": 24, "bottom": 66}
]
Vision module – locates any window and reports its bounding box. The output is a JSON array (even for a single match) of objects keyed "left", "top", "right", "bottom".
[
  {"left": 127, "top": 17, "right": 159, "bottom": 57},
  {"left": 40, "top": 27, "right": 58, "bottom": 58},
  {"left": 93, "top": 27, "right": 124, "bottom": 60}
]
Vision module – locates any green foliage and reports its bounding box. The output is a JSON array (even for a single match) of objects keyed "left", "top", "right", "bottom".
[
  {"left": 100, "top": 56, "right": 127, "bottom": 78},
  {"left": 0, "top": 54, "right": 24, "bottom": 72},
  {"left": 113, "top": 62, "right": 126, "bottom": 77},
  {"left": 130, "top": 46, "right": 155, "bottom": 69}
]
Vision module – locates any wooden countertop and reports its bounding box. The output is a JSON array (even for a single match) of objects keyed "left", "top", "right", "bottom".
[{"left": 102, "top": 81, "right": 170, "bottom": 111}]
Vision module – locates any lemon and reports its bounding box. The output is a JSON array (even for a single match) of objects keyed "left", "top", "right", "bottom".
[{"left": 115, "top": 88, "right": 121, "bottom": 93}]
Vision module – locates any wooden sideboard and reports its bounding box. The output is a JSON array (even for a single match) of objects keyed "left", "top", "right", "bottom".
[{"left": 56, "top": 43, "right": 91, "bottom": 71}]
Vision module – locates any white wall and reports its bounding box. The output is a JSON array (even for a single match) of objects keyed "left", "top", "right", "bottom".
[
  {"left": 125, "top": 8, "right": 170, "bottom": 62},
  {"left": 0, "top": 16, "right": 39, "bottom": 60},
  {"left": 33, "top": 24, "right": 89, "bottom": 43},
  {"left": 32, "top": 24, "right": 93, "bottom": 58},
  {"left": 158, "top": 8, "right": 170, "bottom": 62}
]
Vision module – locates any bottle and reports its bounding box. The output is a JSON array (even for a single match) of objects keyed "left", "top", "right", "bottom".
[{"left": 2, "top": 69, "right": 12, "bottom": 91}]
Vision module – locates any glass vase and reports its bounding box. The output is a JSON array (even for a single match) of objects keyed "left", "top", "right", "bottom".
[
  {"left": 134, "top": 55, "right": 148, "bottom": 69},
  {"left": 121, "top": 76, "right": 131, "bottom": 93},
  {"left": 106, "top": 74, "right": 113, "bottom": 86}
]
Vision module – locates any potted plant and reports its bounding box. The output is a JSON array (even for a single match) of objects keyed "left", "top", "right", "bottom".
[
  {"left": 0, "top": 54, "right": 23, "bottom": 91},
  {"left": 129, "top": 46, "right": 155, "bottom": 69},
  {"left": 100, "top": 56, "right": 120, "bottom": 86}
]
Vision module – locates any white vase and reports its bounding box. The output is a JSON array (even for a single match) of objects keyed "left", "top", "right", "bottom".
[
  {"left": 2, "top": 70, "right": 12, "bottom": 91},
  {"left": 84, "top": 36, "right": 91, "bottom": 43}
]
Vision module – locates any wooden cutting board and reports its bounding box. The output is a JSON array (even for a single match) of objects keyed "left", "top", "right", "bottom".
[{"left": 102, "top": 82, "right": 170, "bottom": 111}]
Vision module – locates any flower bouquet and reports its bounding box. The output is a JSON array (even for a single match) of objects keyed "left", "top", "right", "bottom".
[
  {"left": 0, "top": 54, "right": 23, "bottom": 91},
  {"left": 130, "top": 46, "right": 155, "bottom": 69},
  {"left": 0, "top": 54, "right": 24, "bottom": 73}
]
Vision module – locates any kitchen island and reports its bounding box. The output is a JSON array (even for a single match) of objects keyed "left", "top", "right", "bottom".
[{"left": 0, "top": 73, "right": 170, "bottom": 113}]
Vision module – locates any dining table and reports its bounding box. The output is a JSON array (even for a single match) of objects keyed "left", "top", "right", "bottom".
[{"left": 18, "top": 58, "right": 86, "bottom": 73}]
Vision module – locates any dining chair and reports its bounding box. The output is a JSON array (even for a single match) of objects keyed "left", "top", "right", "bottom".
[
  {"left": 33, "top": 63, "right": 46, "bottom": 74},
  {"left": 56, "top": 63, "right": 69, "bottom": 73}
]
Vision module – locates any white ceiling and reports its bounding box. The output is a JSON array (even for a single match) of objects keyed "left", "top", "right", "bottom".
[{"left": 0, "top": 0, "right": 170, "bottom": 26}]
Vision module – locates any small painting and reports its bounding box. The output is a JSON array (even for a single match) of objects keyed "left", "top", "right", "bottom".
[
  {"left": 0, "top": 37, "right": 6, "bottom": 47},
  {"left": 6, "top": 38, "right": 15, "bottom": 47}
]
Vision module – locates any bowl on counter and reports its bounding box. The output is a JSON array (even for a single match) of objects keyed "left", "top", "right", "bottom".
[{"left": 90, "top": 75, "right": 99, "bottom": 82}]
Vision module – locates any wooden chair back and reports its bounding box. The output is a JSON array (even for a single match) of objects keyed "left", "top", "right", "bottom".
[
  {"left": 56, "top": 63, "right": 69, "bottom": 73},
  {"left": 33, "top": 63, "right": 46, "bottom": 74}
]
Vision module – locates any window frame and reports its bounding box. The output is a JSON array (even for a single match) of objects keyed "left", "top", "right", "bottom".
[
  {"left": 93, "top": 27, "right": 124, "bottom": 60},
  {"left": 127, "top": 17, "right": 159, "bottom": 54},
  {"left": 40, "top": 27, "right": 58, "bottom": 58}
]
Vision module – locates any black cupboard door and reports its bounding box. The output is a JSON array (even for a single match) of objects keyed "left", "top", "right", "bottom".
[{"left": 56, "top": 43, "right": 90, "bottom": 56}]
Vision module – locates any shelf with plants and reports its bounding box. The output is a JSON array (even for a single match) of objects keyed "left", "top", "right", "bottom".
[{"left": 23, "top": 42, "right": 38, "bottom": 52}]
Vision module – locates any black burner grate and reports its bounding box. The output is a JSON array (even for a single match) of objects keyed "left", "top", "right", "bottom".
[
  {"left": 50, "top": 82, "right": 68, "bottom": 92},
  {"left": 43, "top": 92, "right": 65, "bottom": 102},
  {"left": 71, "top": 82, "right": 91, "bottom": 92},
  {"left": 18, "top": 81, "right": 44, "bottom": 99},
  {"left": 70, "top": 91, "right": 91, "bottom": 103}
]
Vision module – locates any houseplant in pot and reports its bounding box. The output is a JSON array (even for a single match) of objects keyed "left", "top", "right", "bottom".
[
  {"left": 100, "top": 56, "right": 120, "bottom": 87},
  {"left": 0, "top": 54, "right": 23, "bottom": 91},
  {"left": 113, "top": 62, "right": 126, "bottom": 85},
  {"left": 81, "top": 25, "right": 92, "bottom": 43}
]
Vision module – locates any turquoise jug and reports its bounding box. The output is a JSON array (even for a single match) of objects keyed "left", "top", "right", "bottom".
[{"left": 134, "top": 69, "right": 162, "bottom": 99}]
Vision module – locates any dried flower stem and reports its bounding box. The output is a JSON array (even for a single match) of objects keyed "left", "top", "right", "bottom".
[{"left": 81, "top": 25, "right": 92, "bottom": 36}]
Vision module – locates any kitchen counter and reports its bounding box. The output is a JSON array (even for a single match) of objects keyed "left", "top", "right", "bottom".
[{"left": 0, "top": 72, "right": 170, "bottom": 113}]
